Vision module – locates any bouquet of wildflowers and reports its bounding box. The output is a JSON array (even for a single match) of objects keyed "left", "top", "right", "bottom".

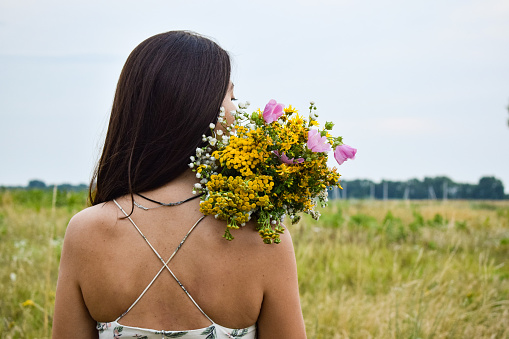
[{"left": 190, "top": 100, "right": 356, "bottom": 244}]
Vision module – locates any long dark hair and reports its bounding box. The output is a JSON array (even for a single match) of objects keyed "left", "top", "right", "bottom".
[{"left": 89, "top": 31, "right": 231, "bottom": 206}]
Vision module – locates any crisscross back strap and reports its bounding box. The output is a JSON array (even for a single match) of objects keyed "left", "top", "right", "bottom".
[{"left": 112, "top": 199, "right": 213, "bottom": 324}]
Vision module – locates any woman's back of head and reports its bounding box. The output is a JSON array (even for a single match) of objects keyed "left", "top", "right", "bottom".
[{"left": 90, "top": 30, "right": 231, "bottom": 205}]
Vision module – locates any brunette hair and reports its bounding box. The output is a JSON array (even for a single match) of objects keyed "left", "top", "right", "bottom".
[{"left": 89, "top": 31, "right": 231, "bottom": 206}]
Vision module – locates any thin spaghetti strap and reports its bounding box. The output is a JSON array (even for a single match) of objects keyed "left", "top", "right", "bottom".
[{"left": 112, "top": 199, "right": 213, "bottom": 324}]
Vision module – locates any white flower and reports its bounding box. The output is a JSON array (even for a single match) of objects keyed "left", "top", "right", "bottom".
[
  {"left": 210, "top": 156, "right": 216, "bottom": 161},
  {"left": 200, "top": 178, "right": 208, "bottom": 184},
  {"left": 216, "top": 130, "right": 223, "bottom": 136},
  {"left": 196, "top": 173, "right": 201, "bottom": 178},
  {"left": 10, "top": 272, "right": 16, "bottom": 282},
  {"left": 245, "top": 101, "right": 251, "bottom": 107},
  {"left": 196, "top": 148, "right": 203, "bottom": 155},
  {"left": 194, "top": 183, "right": 202, "bottom": 189},
  {"left": 271, "top": 220, "right": 277, "bottom": 225},
  {"left": 310, "top": 101, "right": 315, "bottom": 105},
  {"left": 189, "top": 156, "right": 195, "bottom": 161},
  {"left": 209, "top": 123, "right": 215, "bottom": 129},
  {"left": 209, "top": 138, "right": 217, "bottom": 146},
  {"left": 188, "top": 163, "right": 194, "bottom": 168},
  {"left": 220, "top": 107, "right": 225, "bottom": 114}
]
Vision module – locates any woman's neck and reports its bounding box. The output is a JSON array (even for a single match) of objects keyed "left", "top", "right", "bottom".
[{"left": 137, "top": 169, "right": 200, "bottom": 203}]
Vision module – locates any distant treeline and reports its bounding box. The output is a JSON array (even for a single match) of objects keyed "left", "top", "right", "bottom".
[
  {"left": 1, "top": 180, "right": 88, "bottom": 192},
  {"left": 1, "top": 177, "right": 507, "bottom": 200},
  {"left": 329, "top": 176, "right": 508, "bottom": 200}
]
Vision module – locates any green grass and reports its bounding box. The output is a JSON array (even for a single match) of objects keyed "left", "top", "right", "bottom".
[
  {"left": 0, "top": 189, "right": 84, "bottom": 338},
  {"left": 0, "top": 191, "right": 508, "bottom": 338}
]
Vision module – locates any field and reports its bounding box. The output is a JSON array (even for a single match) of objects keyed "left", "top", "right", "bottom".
[{"left": 0, "top": 189, "right": 508, "bottom": 338}]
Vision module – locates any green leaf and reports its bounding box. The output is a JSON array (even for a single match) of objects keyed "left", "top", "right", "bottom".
[
  {"left": 230, "top": 328, "right": 249, "bottom": 337},
  {"left": 201, "top": 325, "right": 217, "bottom": 339},
  {"left": 164, "top": 332, "right": 189, "bottom": 338}
]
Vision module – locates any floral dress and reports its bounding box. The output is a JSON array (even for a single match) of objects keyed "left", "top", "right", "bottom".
[{"left": 96, "top": 321, "right": 256, "bottom": 339}]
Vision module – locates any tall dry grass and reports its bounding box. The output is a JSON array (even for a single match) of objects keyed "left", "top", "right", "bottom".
[
  {"left": 0, "top": 190, "right": 508, "bottom": 338},
  {"left": 295, "top": 200, "right": 509, "bottom": 338}
]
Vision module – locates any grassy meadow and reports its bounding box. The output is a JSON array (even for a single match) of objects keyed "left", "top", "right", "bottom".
[{"left": 0, "top": 189, "right": 508, "bottom": 338}]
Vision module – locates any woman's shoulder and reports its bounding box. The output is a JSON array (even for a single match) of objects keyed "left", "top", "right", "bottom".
[
  {"left": 63, "top": 200, "right": 124, "bottom": 250},
  {"left": 209, "top": 219, "right": 298, "bottom": 275},
  {"left": 69, "top": 200, "right": 118, "bottom": 228},
  {"left": 204, "top": 217, "right": 295, "bottom": 252}
]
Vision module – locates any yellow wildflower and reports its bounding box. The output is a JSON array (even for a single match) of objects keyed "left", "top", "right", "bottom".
[
  {"left": 284, "top": 105, "right": 298, "bottom": 114},
  {"left": 22, "top": 299, "right": 35, "bottom": 307}
]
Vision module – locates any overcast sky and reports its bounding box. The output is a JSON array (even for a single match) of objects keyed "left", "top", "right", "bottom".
[{"left": 1, "top": 0, "right": 508, "bottom": 192}]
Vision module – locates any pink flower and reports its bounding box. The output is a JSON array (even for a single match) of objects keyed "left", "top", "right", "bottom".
[
  {"left": 263, "top": 99, "right": 284, "bottom": 124},
  {"left": 334, "top": 144, "right": 357, "bottom": 165},
  {"left": 281, "top": 153, "right": 304, "bottom": 164},
  {"left": 274, "top": 150, "right": 304, "bottom": 164},
  {"left": 307, "top": 129, "right": 332, "bottom": 153}
]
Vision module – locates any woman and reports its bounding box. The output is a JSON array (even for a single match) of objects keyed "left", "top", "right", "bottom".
[{"left": 52, "top": 31, "right": 307, "bottom": 338}]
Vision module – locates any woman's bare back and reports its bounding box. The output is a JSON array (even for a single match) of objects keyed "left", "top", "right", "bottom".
[
  {"left": 53, "top": 173, "right": 306, "bottom": 338},
  {"left": 73, "top": 197, "right": 267, "bottom": 329}
]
